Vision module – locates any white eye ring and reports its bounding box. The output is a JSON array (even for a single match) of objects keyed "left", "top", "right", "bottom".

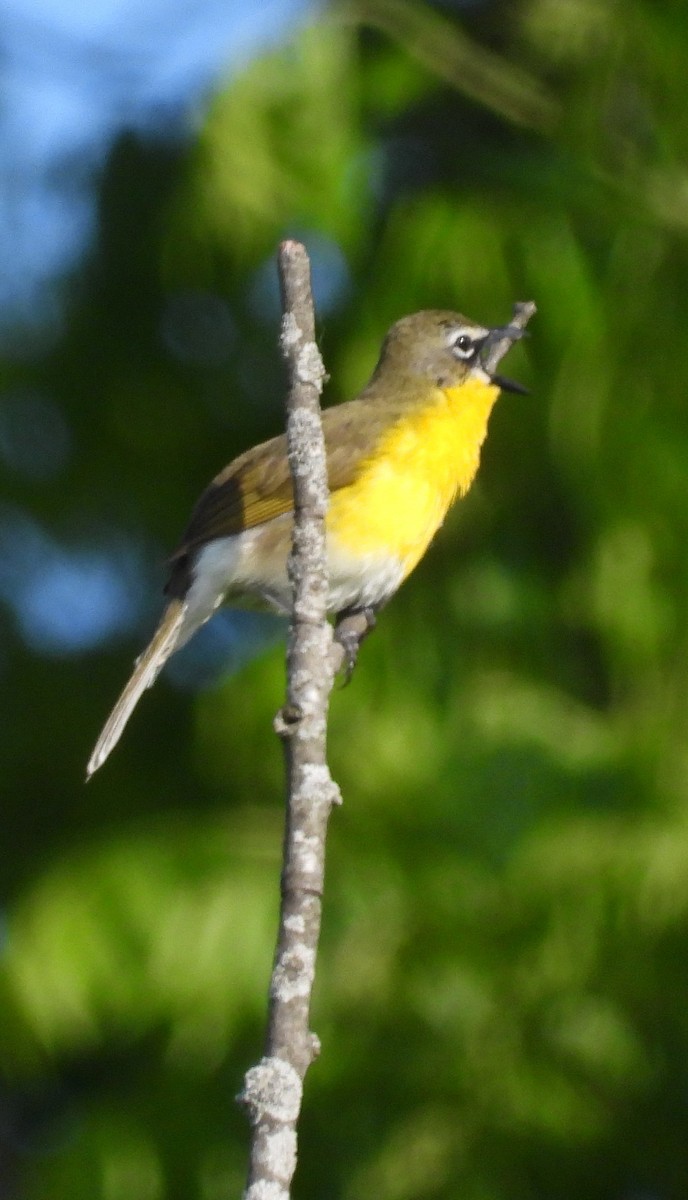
[{"left": 450, "top": 330, "right": 478, "bottom": 361}]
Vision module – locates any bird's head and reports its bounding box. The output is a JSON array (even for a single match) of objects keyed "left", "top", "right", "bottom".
[{"left": 374, "top": 309, "right": 529, "bottom": 395}]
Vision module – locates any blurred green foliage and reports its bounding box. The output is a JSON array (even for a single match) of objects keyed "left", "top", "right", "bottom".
[{"left": 3, "top": 0, "right": 688, "bottom": 1197}]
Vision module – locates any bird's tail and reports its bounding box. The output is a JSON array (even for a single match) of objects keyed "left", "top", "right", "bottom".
[{"left": 86, "top": 599, "right": 187, "bottom": 779}]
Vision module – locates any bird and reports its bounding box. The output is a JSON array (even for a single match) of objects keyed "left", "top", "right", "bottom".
[{"left": 87, "top": 307, "right": 530, "bottom": 777}]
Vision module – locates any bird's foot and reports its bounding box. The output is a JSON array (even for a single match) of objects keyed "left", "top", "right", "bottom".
[{"left": 333, "top": 607, "right": 377, "bottom": 683}]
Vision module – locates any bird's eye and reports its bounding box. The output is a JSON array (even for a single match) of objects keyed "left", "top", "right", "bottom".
[{"left": 451, "top": 332, "right": 476, "bottom": 360}]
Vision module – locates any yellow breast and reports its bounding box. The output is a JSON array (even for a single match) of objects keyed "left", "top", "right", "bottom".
[{"left": 326, "top": 378, "right": 500, "bottom": 578}]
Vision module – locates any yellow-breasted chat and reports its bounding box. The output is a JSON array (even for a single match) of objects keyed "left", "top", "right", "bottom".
[{"left": 87, "top": 307, "right": 531, "bottom": 777}]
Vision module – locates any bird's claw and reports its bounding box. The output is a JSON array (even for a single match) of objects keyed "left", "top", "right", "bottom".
[{"left": 333, "top": 607, "right": 377, "bottom": 683}]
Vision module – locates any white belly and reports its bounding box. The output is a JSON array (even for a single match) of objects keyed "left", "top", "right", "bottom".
[{"left": 181, "top": 522, "right": 404, "bottom": 645}]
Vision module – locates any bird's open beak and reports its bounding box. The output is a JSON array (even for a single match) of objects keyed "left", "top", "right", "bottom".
[
  {"left": 490, "top": 373, "right": 530, "bottom": 395},
  {"left": 487, "top": 323, "right": 529, "bottom": 345},
  {"left": 480, "top": 323, "right": 530, "bottom": 395}
]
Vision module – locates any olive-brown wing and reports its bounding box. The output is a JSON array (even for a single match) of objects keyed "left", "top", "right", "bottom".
[{"left": 165, "top": 397, "right": 390, "bottom": 595}]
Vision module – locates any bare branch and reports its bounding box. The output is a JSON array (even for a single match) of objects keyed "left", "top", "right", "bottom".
[
  {"left": 239, "top": 240, "right": 340, "bottom": 1200},
  {"left": 482, "top": 300, "right": 536, "bottom": 372}
]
